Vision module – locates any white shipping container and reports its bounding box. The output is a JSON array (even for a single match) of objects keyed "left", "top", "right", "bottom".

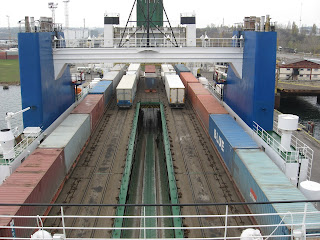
[
  {"left": 102, "top": 71, "right": 123, "bottom": 91},
  {"left": 116, "top": 75, "right": 138, "bottom": 107},
  {"left": 165, "top": 75, "right": 185, "bottom": 107},
  {"left": 161, "top": 64, "right": 176, "bottom": 81}
]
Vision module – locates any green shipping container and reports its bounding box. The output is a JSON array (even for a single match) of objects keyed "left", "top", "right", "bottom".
[{"left": 137, "top": 0, "right": 163, "bottom": 27}]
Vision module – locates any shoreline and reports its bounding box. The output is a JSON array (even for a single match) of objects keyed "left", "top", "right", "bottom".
[{"left": 0, "top": 82, "right": 20, "bottom": 86}]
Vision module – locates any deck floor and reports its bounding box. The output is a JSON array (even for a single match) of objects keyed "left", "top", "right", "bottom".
[{"left": 46, "top": 74, "right": 252, "bottom": 238}]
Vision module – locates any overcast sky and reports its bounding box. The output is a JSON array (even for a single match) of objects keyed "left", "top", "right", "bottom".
[{"left": 1, "top": 0, "right": 320, "bottom": 29}]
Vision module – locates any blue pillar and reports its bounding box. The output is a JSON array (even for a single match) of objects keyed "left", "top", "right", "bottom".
[
  {"left": 18, "top": 32, "right": 75, "bottom": 130},
  {"left": 224, "top": 31, "right": 277, "bottom": 131}
]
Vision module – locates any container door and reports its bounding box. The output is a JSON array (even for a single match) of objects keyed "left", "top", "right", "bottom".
[
  {"left": 171, "top": 88, "right": 178, "bottom": 104},
  {"left": 178, "top": 88, "right": 185, "bottom": 104},
  {"left": 117, "top": 89, "right": 125, "bottom": 101}
]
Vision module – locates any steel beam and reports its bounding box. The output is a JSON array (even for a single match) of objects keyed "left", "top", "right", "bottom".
[{"left": 53, "top": 47, "right": 243, "bottom": 79}]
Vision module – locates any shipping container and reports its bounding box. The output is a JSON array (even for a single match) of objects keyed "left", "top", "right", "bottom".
[
  {"left": 232, "top": 149, "right": 320, "bottom": 237},
  {"left": 6, "top": 50, "right": 18, "bottom": 56},
  {"left": 0, "top": 51, "right": 6, "bottom": 60},
  {"left": 39, "top": 114, "right": 90, "bottom": 172},
  {"left": 128, "top": 63, "right": 141, "bottom": 73},
  {"left": 110, "top": 64, "right": 126, "bottom": 76},
  {"left": 71, "top": 94, "right": 104, "bottom": 131},
  {"left": 161, "top": 64, "right": 176, "bottom": 81},
  {"left": 194, "top": 95, "right": 228, "bottom": 130},
  {"left": 89, "top": 80, "right": 113, "bottom": 107},
  {"left": 145, "top": 65, "right": 156, "bottom": 73},
  {"left": 116, "top": 74, "right": 138, "bottom": 107},
  {"left": 6, "top": 55, "right": 19, "bottom": 60},
  {"left": 188, "top": 83, "right": 211, "bottom": 107},
  {"left": 174, "top": 64, "right": 190, "bottom": 76},
  {"left": 164, "top": 75, "right": 185, "bottom": 108},
  {"left": 180, "top": 72, "right": 199, "bottom": 94},
  {"left": 0, "top": 148, "right": 65, "bottom": 238},
  {"left": 208, "top": 114, "right": 258, "bottom": 171},
  {"left": 102, "top": 71, "right": 123, "bottom": 92}
]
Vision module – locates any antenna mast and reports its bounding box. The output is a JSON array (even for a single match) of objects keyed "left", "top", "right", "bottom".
[{"left": 48, "top": 2, "right": 58, "bottom": 24}]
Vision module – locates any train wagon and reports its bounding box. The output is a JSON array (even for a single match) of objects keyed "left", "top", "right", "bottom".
[
  {"left": 116, "top": 74, "right": 138, "bottom": 108},
  {"left": 165, "top": 75, "right": 185, "bottom": 108}
]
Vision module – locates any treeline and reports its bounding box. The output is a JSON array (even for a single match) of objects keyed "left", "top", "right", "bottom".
[{"left": 197, "top": 22, "right": 320, "bottom": 54}]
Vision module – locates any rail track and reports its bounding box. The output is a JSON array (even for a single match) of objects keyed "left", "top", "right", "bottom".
[{"left": 46, "top": 99, "right": 135, "bottom": 238}]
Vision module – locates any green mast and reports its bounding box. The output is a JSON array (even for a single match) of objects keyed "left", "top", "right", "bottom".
[{"left": 137, "top": 0, "right": 163, "bottom": 28}]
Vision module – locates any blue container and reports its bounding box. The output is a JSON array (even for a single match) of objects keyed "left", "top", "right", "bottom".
[
  {"left": 233, "top": 149, "right": 320, "bottom": 237},
  {"left": 145, "top": 77, "right": 156, "bottom": 90},
  {"left": 208, "top": 114, "right": 258, "bottom": 171},
  {"left": 174, "top": 64, "right": 190, "bottom": 76},
  {"left": 39, "top": 114, "right": 91, "bottom": 172},
  {"left": 89, "top": 80, "right": 113, "bottom": 107}
]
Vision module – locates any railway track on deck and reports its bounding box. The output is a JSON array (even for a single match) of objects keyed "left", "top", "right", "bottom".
[{"left": 46, "top": 99, "right": 135, "bottom": 238}]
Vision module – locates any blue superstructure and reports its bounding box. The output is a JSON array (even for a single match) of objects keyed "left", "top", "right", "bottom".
[
  {"left": 18, "top": 32, "right": 74, "bottom": 130},
  {"left": 224, "top": 31, "right": 277, "bottom": 131}
]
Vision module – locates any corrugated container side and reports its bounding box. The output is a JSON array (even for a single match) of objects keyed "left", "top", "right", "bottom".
[
  {"left": 180, "top": 72, "right": 198, "bottom": 94},
  {"left": 39, "top": 114, "right": 91, "bottom": 172},
  {"left": 6, "top": 55, "right": 19, "bottom": 60},
  {"left": 195, "top": 95, "right": 228, "bottom": 130},
  {"left": 0, "top": 51, "right": 6, "bottom": 59},
  {"left": 71, "top": 94, "right": 104, "bottom": 131},
  {"left": 0, "top": 148, "right": 65, "bottom": 237},
  {"left": 188, "top": 83, "right": 210, "bottom": 107},
  {"left": 89, "top": 80, "right": 113, "bottom": 107},
  {"left": 208, "top": 114, "right": 258, "bottom": 171},
  {"left": 232, "top": 149, "right": 320, "bottom": 236}
]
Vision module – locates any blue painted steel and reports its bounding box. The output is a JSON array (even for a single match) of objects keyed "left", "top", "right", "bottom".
[
  {"left": 224, "top": 31, "right": 277, "bottom": 131},
  {"left": 89, "top": 80, "right": 113, "bottom": 107},
  {"left": 174, "top": 64, "right": 190, "bottom": 76},
  {"left": 233, "top": 149, "right": 320, "bottom": 237},
  {"left": 208, "top": 114, "right": 258, "bottom": 171},
  {"left": 145, "top": 77, "right": 156, "bottom": 89},
  {"left": 19, "top": 32, "right": 74, "bottom": 130},
  {"left": 117, "top": 100, "right": 132, "bottom": 107},
  {"left": 39, "top": 114, "right": 91, "bottom": 173}
]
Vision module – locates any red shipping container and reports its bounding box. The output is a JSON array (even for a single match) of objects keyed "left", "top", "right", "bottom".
[
  {"left": 0, "top": 148, "right": 66, "bottom": 238},
  {"left": 188, "top": 83, "right": 211, "bottom": 107},
  {"left": 145, "top": 65, "right": 156, "bottom": 73},
  {"left": 0, "top": 51, "right": 6, "bottom": 59},
  {"left": 180, "top": 72, "right": 199, "bottom": 94},
  {"left": 71, "top": 94, "right": 104, "bottom": 131},
  {"left": 194, "top": 94, "right": 228, "bottom": 130},
  {"left": 6, "top": 55, "right": 18, "bottom": 60}
]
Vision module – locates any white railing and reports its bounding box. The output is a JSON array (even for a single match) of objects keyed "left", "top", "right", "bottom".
[
  {"left": 207, "top": 82, "right": 224, "bottom": 100},
  {"left": 55, "top": 37, "right": 242, "bottom": 49},
  {"left": 0, "top": 204, "right": 319, "bottom": 239},
  {"left": 253, "top": 121, "right": 302, "bottom": 164},
  {"left": 0, "top": 131, "right": 42, "bottom": 165},
  {"left": 273, "top": 121, "right": 314, "bottom": 181}
]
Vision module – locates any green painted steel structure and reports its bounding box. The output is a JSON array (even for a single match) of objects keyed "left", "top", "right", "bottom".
[
  {"left": 112, "top": 102, "right": 141, "bottom": 238},
  {"left": 112, "top": 102, "right": 183, "bottom": 238},
  {"left": 137, "top": 0, "right": 163, "bottom": 28}
]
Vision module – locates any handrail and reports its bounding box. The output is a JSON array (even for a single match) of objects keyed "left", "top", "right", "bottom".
[
  {"left": 54, "top": 37, "right": 242, "bottom": 49},
  {"left": 272, "top": 120, "right": 314, "bottom": 180},
  {"left": 0, "top": 203, "right": 319, "bottom": 240}
]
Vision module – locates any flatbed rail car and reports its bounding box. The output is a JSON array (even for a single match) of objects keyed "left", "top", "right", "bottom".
[
  {"left": 164, "top": 74, "right": 185, "bottom": 108},
  {"left": 116, "top": 74, "right": 138, "bottom": 108}
]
